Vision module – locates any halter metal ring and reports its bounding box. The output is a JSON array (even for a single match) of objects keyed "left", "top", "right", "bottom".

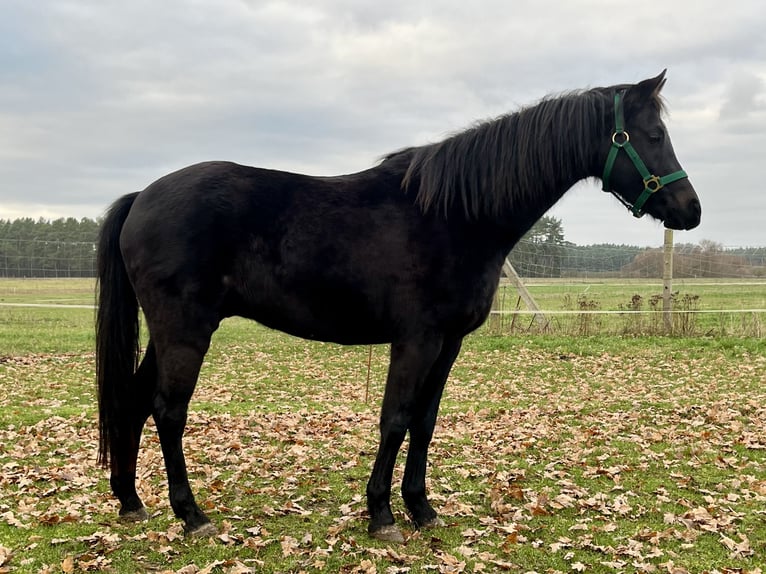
[{"left": 611, "top": 131, "right": 630, "bottom": 146}]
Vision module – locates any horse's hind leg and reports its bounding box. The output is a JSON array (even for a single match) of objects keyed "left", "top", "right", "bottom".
[
  {"left": 150, "top": 309, "right": 217, "bottom": 536},
  {"left": 111, "top": 340, "right": 157, "bottom": 521},
  {"left": 402, "top": 337, "right": 462, "bottom": 528}
]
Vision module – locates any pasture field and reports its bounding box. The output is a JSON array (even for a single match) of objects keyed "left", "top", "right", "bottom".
[
  {"left": 0, "top": 279, "right": 765, "bottom": 573},
  {"left": 511, "top": 278, "right": 766, "bottom": 312},
  {"left": 493, "top": 278, "right": 766, "bottom": 337}
]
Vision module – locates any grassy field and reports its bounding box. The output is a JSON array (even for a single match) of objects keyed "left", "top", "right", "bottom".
[{"left": 0, "top": 279, "right": 765, "bottom": 573}]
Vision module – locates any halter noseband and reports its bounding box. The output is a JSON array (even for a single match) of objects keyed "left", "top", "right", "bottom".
[{"left": 601, "top": 91, "right": 688, "bottom": 218}]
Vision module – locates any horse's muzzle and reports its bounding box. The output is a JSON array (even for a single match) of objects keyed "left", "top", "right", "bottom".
[{"left": 663, "top": 195, "right": 701, "bottom": 230}]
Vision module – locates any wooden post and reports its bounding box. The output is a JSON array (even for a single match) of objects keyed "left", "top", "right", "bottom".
[
  {"left": 502, "top": 258, "right": 548, "bottom": 330},
  {"left": 663, "top": 229, "right": 674, "bottom": 333},
  {"left": 488, "top": 288, "right": 503, "bottom": 332}
]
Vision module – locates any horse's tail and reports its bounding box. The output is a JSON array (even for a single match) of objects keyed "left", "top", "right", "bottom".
[{"left": 96, "top": 192, "right": 141, "bottom": 469}]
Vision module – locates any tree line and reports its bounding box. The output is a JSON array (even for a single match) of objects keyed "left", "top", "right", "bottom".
[
  {"left": 0, "top": 217, "right": 99, "bottom": 277},
  {"left": 1, "top": 216, "right": 765, "bottom": 278},
  {"left": 507, "top": 218, "right": 766, "bottom": 278}
]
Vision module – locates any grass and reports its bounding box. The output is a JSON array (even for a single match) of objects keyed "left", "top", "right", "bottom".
[
  {"left": 491, "top": 277, "right": 766, "bottom": 336},
  {"left": 513, "top": 277, "right": 766, "bottom": 311},
  {"left": 0, "top": 280, "right": 765, "bottom": 573}
]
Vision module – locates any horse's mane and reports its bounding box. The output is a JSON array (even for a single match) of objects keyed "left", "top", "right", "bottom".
[{"left": 385, "top": 86, "right": 665, "bottom": 220}]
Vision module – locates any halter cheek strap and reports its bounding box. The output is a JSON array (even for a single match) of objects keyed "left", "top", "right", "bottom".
[{"left": 601, "top": 91, "right": 688, "bottom": 218}]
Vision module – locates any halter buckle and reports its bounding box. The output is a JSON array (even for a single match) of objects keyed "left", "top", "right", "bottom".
[{"left": 644, "top": 175, "right": 662, "bottom": 193}]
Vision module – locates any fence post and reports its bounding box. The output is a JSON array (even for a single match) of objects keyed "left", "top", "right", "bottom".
[
  {"left": 663, "top": 229, "right": 674, "bottom": 333},
  {"left": 502, "top": 258, "right": 549, "bottom": 330}
]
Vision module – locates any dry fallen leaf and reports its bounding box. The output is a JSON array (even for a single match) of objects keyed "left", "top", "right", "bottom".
[
  {"left": 719, "top": 533, "right": 753, "bottom": 558},
  {"left": 0, "top": 546, "right": 11, "bottom": 569}
]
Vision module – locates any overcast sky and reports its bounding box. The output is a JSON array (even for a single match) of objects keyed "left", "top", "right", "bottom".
[{"left": 2, "top": 0, "right": 764, "bottom": 246}]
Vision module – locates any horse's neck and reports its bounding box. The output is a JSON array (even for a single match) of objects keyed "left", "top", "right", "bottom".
[
  {"left": 491, "top": 96, "right": 605, "bottom": 230},
  {"left": 495, "top": 166, "right": 590, "bottom": 248},
  {"left": 485, "top": 125, "right": 600, "bottom": 233}
]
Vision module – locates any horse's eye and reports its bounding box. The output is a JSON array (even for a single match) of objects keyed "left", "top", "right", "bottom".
[{"left": 649, "top": 131, "right": 665, "bottom": 144}]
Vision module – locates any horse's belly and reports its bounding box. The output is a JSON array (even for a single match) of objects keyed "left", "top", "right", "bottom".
[{"left": 226, "top": 284, "right": 395, "bottom": 345}]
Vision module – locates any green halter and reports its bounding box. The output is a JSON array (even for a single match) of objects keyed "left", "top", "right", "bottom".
[{"left": 601, "top": 91, "right": 688, "bottom": 218}]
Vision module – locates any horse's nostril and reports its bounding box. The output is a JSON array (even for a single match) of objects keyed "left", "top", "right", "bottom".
[
  {"left": 684, "top": 197, "right": 702, "bottom": 229},
  {"left": 688, "top": 198, "right": 702, "bottom": 222},
  {"left": 691, "top": 198, "right": 701, "bottom": 217}
]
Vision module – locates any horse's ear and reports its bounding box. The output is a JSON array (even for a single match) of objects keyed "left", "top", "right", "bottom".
[
  {"left": 628, "top": 69, "right": 667, "bottom": 102},
  {"left": 624, "top": 69, "right": 667, "bottom": 115}
]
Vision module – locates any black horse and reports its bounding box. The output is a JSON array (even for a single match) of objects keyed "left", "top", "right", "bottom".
[{"left": 96, "top": 71, "right": 700, "bottom": 542}]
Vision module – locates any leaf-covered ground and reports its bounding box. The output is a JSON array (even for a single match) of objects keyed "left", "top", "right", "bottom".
[{"left": 1, "top": 326, "right": 765, "bottom": 573}]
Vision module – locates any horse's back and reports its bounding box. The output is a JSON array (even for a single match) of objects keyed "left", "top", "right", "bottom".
[{"left": 118, "top": 160, "right": 459, "bottom": 343}]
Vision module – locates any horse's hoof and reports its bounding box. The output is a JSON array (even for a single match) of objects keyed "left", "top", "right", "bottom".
[
  {"left": 420, "top": 516, "right": 445, "bottom": 529},
  {"left": 119, "top": 507, "right": 149, "bottom": 522},
  {"left": 370, "top": 524, "right": 405, "bottom": 544},
  {"left": 185, "top": 522, "right": 218, "bottom": 538}
]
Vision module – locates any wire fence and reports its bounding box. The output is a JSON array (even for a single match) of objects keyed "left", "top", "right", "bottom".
[
  {"left": 0, "top": 238, "right": 96, "bottom": 278},
  {"left": 486, "top": 232, "right": 766, "bottom": 337},
  {"left": 488, "top": 275, "right": 765, "bottom": 337},
  {"left": 1, "top": 236, "right": 764, "bottom": 337},
  {"left": 2, "top": 237, "right": 765, "bottom": 280}
]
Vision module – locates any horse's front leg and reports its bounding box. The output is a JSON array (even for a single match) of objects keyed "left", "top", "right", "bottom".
[
  {"left": 366, "top": 336, "right": 444, "bottom": 543},
  {"left": 401, "top": 336, "right": 462, "bottom": 528}
]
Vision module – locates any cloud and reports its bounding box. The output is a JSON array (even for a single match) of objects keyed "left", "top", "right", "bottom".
[
  {"left": 719, "top": 70, "right": 765, "bottom": 125},
  {"left": 1, "top": 0, "right": 766, "bottom": 246}
]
